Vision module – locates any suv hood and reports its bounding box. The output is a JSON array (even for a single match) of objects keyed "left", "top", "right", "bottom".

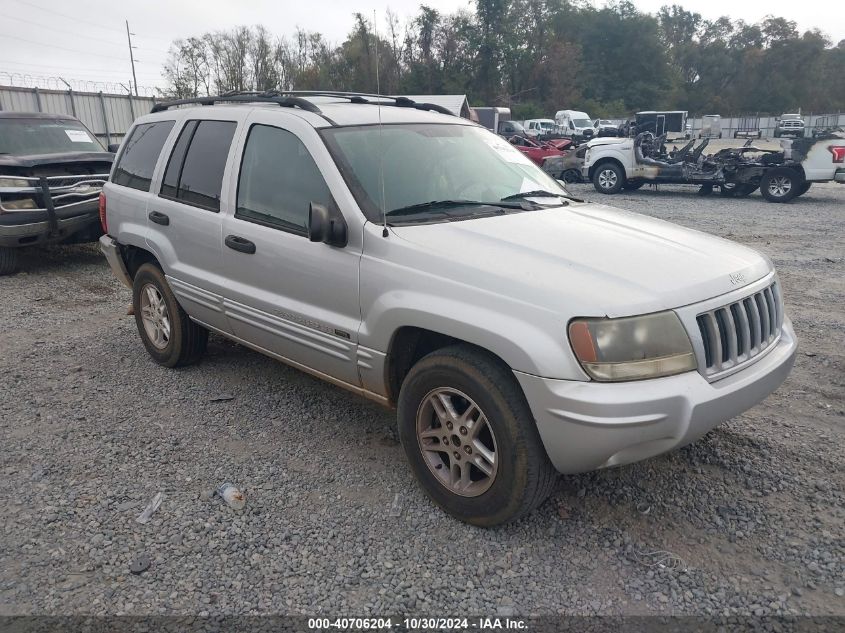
[
  {"left": 391, "top": 203, "right": 771, "bottom": 318},
  {"left": 0, "top": 151, "right": 114, "bottom": 169}
]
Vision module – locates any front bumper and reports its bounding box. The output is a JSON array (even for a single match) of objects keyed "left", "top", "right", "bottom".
[
  {"left": 515, "top": 319, "right": 797, "bottom": 474},
  {"left": 0, "top": 211, "right": 99, "bottom": 248}
]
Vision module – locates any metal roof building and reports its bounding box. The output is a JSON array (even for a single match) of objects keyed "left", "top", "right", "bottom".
[{"left": 395, "top": 95, "right": 471, "bottom": 119}]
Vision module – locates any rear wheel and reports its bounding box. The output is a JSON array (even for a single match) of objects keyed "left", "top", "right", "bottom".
[
  {"left": 397, "top": 345, "right": 557, "bottom": 526},
  {"left": 592, "top": 162, "right": 625, "bottom": 194},
  {"left": 132, "top": 263, "right": 208, "bottom": 367},
  {"left": 0, "top": 247, "right": 18, "bottom": 276},
  {"left": 760, "top": 168, "right": 801, "bottom": 203}
]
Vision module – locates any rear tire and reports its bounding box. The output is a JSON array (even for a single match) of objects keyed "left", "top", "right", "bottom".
[
  {"left": 132, "top": 263, "right": 208, "bottom": 367},
  {"left": 592, "top": 162, "right": 625, "bottom": 194},
  {"left": 760, "top": 168, "right": 801, "bottom": 203},
  {"left": 397, "top": 345, "right": 557, "bottom": 526},
  {"left": 0, "top": 247, "right": 18, "bottom": 276}
]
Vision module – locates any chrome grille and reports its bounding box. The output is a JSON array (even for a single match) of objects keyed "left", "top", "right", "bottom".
[
  {"left": 696, "top": 281, "right": 783, "bottom": 376},
  {"left": 0, "top": 173, "right": 109, "bottom": 213}
]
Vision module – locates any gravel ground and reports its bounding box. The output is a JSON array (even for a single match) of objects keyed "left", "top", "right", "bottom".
[{"left": 0, "top": 181, "right": 843, "bottom": 618}]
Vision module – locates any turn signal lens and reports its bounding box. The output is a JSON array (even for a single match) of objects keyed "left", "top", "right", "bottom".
[
  {"left": 98, "top": 192, "right": 107, "bottom": 233},
  {"left": 568, "top": 311, "right": 697, "bottom": 382}
]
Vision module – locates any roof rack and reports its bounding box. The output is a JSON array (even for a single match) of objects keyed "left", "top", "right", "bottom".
[
  {"left": 150, "top": 90, "right": 456, "bottom": 118},
  {"left": 150, "top": 93, "right": 322, "bottom": 114}
]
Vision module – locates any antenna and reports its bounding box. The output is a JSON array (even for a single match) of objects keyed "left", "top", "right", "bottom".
[{"left": 374, "top": 10, "right": 388, "bottom": 238}]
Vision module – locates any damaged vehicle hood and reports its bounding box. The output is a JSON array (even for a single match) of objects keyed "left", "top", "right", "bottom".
[{"left": 390, "top": 203, "right": 771, "bottom": 318}]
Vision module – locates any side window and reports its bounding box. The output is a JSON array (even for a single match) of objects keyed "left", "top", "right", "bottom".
[
  {"left": 235, "top": 124, "right": 332, "bottom": 234},
  {"left": 112, "top": 121, "right": 174, "bottom": 191},
  {"left": 160, "top": 120, "right": 198, "bottom": 199},
  {"left": 160, "top": 120, "right": 236, "bottom": 212}
]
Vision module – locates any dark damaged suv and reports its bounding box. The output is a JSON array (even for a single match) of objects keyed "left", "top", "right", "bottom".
[{"left": 0, "top": 112, "right": 114, "bottom": 274}]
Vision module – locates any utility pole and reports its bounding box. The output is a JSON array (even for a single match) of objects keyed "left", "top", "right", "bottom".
[{"left": 126, "top": 20, "right": 139, "bottom": 97}]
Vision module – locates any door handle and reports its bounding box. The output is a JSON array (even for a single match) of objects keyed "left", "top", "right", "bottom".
[
  {"left": 225, "top": 234, "right": 256, "bottom": 254},
  {"left": 148, "top": 210, "right": 169, "bottom": 226}
]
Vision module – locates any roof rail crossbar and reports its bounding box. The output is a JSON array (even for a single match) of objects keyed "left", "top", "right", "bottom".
[
  {"left": 277, "top": 91, "right": 456, "bottom": 116},
  {"left": 150, "top": 93, "right": 322, "bottom": 114}
]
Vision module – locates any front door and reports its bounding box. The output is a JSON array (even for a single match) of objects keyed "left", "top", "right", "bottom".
[{"left": 219, "top": 117, "right": 362, "bottom": 387}]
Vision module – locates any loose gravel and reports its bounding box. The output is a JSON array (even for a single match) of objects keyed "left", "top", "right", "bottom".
[{"left": 0, "top": 180, "right": 843, "bottom": 617}]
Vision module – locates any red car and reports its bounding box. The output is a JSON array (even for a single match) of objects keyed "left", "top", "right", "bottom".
[{"left": 508, "top": 135, "right": 568, "bottom": 166}]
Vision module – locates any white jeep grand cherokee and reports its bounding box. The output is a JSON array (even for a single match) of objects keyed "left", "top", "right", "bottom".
[{"left": 99, "top": 92, "right": 797, "bottom": 526}]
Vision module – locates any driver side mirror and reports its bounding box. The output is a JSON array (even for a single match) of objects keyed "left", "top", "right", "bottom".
[{"left": 308, "top": 202, "right": 348, "bottom": 248}]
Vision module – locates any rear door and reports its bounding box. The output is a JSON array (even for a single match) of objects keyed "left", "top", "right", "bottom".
[
  {"left": 218, "top": 113, "right": 363, "bottom": 386},
  {"left": 145, "top": 113, "right": 241, "bottom": 332},
  {"left": 107, "top": 119, "right": 175, "bottom": 247}
]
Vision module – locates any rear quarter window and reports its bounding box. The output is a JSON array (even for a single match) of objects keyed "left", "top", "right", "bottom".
[{"left": 112, "top": 121, "right": 175, "bottom": 192}]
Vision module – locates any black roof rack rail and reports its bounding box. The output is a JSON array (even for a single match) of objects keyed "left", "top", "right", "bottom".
[
  {"left": 150, "top": 90, "right": 456, "bottom": 118},
  {"left": 150, "top": 93, "right": 322, "bottom": 114},
  {"left": 276, "top": 91, "right": 456, "bottom": 116}
]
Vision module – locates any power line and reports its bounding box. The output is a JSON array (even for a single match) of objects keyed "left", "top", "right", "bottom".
[
  {"left": 0, "top": 12, "right": 170, "bottom": 54},
  {"left": 7, "top": 0, "right": 170, "bottom": 41},
  {"left": 0, "top": 33, "right": 167, "bottom": 62},
  {"left": 0, "top": 13, "right": 126, "bottom": 47},
  {"left": 0, "top": 59, "right": 162, "bottom": 77}
]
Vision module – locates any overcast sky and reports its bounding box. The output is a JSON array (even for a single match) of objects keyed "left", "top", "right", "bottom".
[{"left": 0, "top": 0, "right": 842, "bottom": 93}]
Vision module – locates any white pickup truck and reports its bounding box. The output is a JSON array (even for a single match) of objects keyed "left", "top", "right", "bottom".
[{"left": 582, "top": 133, "right": 845, "bottom": 202}]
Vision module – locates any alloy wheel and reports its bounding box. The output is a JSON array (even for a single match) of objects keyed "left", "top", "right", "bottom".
[
  {"left": 139, "top": 283, "right": 171, "bottom": 349},
  {"left": 768, "top": 176, "right": 792, "bottom": 198},
  {"left": 416, "top": 387, "right": 498, "bottom": 497},
  {"left": 598, "top": 169, "right": 617, "bottom": 190}
]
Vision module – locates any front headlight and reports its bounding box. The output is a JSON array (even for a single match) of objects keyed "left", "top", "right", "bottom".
[
  {"left": 0, "top": 178, "right": 31, "bottom": 188},
  {"left": 0, "top": 197, "right": 37, "bottom": 210},
  {"left": 568, "top": 311, "right": 696, "bottom": 381}
]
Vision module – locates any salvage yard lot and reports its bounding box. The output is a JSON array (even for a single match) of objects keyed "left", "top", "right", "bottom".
[{"left": 0, "top": 181, "right": 843, "bottom": 616}]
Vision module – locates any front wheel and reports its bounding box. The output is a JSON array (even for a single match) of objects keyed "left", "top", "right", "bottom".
[
  {"left": 132, "top": 263, "right": 208, "bottom": 367},
  {"left": 592, "top": 162, "right": 625, "bottom": 194},
  {"left": 760, "top": 169, "right": 801, "bottom": 203},
  {"left": 562, "top": 169, "right": 580, "bottom": 184},
  {"left": 397, "top": 345, "right": 557, "bottom": 526},
  {"left": 0, "top": 247, "right": 19, "bottom": 276}
]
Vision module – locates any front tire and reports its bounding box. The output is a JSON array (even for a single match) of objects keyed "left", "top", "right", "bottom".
[
  {"left": 132, "top": 263, "right": 208, "bottom": 367},
  {"left": 760, "top": 168, "right": 801, "bottom": 203},
  {"left": 592, "top": 162, "right": 625, "bottom": 194},
  {"left": 0, "top": 247, "right": 18, "bottom": 276},
  {"left": 397, "top": 345, "right": 557, "bottom": 526}
]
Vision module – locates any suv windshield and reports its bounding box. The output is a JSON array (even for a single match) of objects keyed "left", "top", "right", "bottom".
[
  {"left": 322, "top": 123, "right": 567, "bottom": 223},
  {"left": 0, "top": 118, "right": 104, "bottom": 155}
]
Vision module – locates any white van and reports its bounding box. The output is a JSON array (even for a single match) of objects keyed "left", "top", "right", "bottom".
[
  {"left": 523, "top": 118, "right": 557, "bottom": 138},
  {"left": 554, "top": 110, "right": 594, "bottom": 140}
]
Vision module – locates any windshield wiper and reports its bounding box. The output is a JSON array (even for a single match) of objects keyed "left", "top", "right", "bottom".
[
  {"left": 385, "top": 199, "right": 526, "bottom": 217},
  {"left": 501, "top": 190, "right": 571, "bottom": 202}
]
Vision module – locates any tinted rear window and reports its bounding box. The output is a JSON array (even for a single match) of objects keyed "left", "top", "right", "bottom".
[
  {"left": 112, "top": 121, "right": 175, "bottom": 191},
  {"left": 172, "top": 120, "right": 236, "bottom": 211}
]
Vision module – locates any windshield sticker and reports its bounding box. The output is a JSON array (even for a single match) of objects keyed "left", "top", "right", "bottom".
[{"left": 65, "top": 129, "right": 92, "bottom": 143}]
